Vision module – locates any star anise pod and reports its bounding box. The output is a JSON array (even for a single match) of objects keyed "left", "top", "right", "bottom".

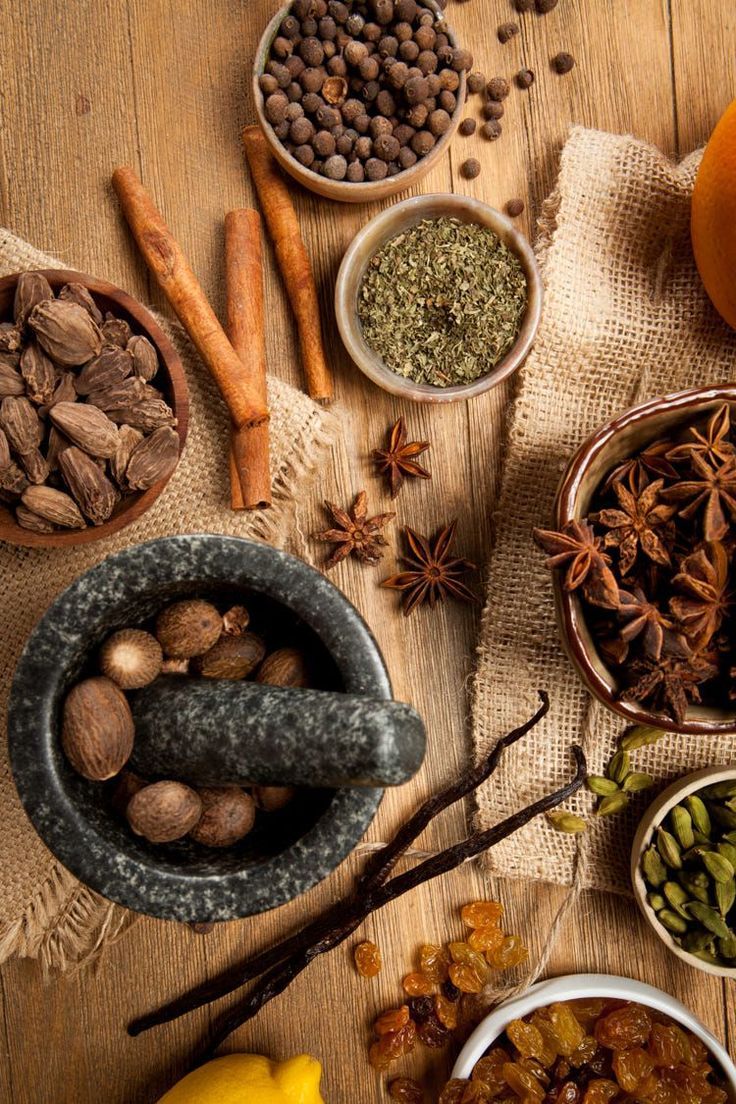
[
  {"left": 661, "top": 452, "right": 736, "bottom": 541},
  {"left": 620, "top": 631, "right": 717, "bottom": 723},
  {"left": 666, "top": 403, "right": 735, "bottom": 467},
  {"left": 617, "top": 587, "right": 674, "bottom": 661},
  {"left": 594, "top": 477, "right": 676, "bottom": 576},
  {"left": 381, "top": 520, "right": 477, "bottom": 615},
  {"left": 670, "top": 540, "right": 733, "bottom": 649},
  {"left": 313, "top": 491, "right": 395, "bottom": 569},
  {"left": 533, "top": 519, "right": 619, "bottom": 610},
  {"left": 602, "top": 438, "right": 679, "bottom": 495},
  {"left": 372, "top": 416, "right": 431, "bottom": 498}
]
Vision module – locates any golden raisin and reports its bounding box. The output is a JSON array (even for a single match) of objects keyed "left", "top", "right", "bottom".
[
  {"left": 449, "top": 941, "right": 490, "bottom": 978},
  {"left": 439, "top": 1081, "right": 469, "bottom": 1104},
  {"left": 581, "top": 1080, "right": 619, "bottom": 1104},
  {"left": 569, "top": 1035, "right": 599, "bottom": 1067},
  {"left": 530, "top": 1012, "right": 561, "bottom": 1064},
  {"left": 461, "top": 900, "right": 504, "bottom": 928},
  {"left": 487, "top": 934, "right": 529, "bottom": 970},
  {"left": 388, "top": 1076, "right": 424, "bottom": 1102},
  {"left": 460, "top": 1081, "right": 492, "bottom": 1103},
  {"left": 434, "top": 992, "right": 458, "bottom": 1030},
  {"left": 375, "top": 1004, "right": 410, "bottom": 1036},
  {"left": 546, "top": 1002, "right": 586, "bottom": 1057},
  {"left": 554, "top": 1084, "right": 581, "bottom": 1104},
  {"left": 354, "top": 939, "right": 382, "bottom": 978},
  {"left": 468, "top": 925, "right": 505, "bottom": 954},
  {"left": 417, "top": 1012, "right": 450, "bottom": 1048},
  {"left": 449, "top": 962, "right": 484, "bottom": 993},
  {"left": 649, "top": 1022, "right": 694, "bottom": 1068},
  {"left": 595, "top": 1004, "right": 652, "bottom": 1050},
  {"left": 402, "top": 971, "right": 434, "bottom": 997},
  {"left": 506, "top": 1018, "right": 548, "bottom": 1061},
  {"left": 471, "top": 1047, "right": 510, "bottom": 1088},
  {"left": 369, "top": 1021, "right": 416, "bottom": 1068},
  {"left": 501, "top": 1061, "right": 545, "bottom": 1102},
  {"left": 570, "top": 997, "right": 608, "bottom": 1028},
  {"left": 419, "top": 943, "right": 451, "bottom": 983},
  {"left": 612, "top": 1046, "right": 654, "bottom": 1093}
]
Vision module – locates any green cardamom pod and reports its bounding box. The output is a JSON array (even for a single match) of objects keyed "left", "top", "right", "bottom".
[
  {"left": 687, "top": 901, "right": 732, "bottom": 939},
  {"left": 692, "top": 948, "right": 721, "bottom": 966},
  {"left": 607, "top": 750, "right": 630, "bottom": 784},
  {"left": 683, "top": 928, "right": 715, "bottom": 954},
  {"left": 719, "top": 933, "right": 736, "bottom": 959},
  {"left": 642, "top": 845, "right": 668, "bottom": 887},
  {"left": 647, "top": 892, "right": 666, "bottom": 911},
  {"left": 677, "top": 872, "right": 710, "bottom": 904},
  {"left": 658, "top": 908, "right": 689, "bottom": 934},
  {"left": 596, "top": 792, "right": 629, "bottom": 817},
  {"left": 622, "top": 772, "right": 654, "bottom": 793},
  {"left": 715, "top": 879, "right": 736, "bottom": 919},
  {"left": 684, "top": 843, "right": 716, "bottom": 862},
  {"left": 711, "top": 805, "right": 736, "bottom": 830},
  {"left": 619, "top": 725, "right": 666, "bottom": 751},
  {"left": 692, "top": 830, "right": 712, "bottom": 846},
  {"left": 703, "top": 780, "right": 736, "bottom": 800},
  {"left": 546, "top": 810, "right": 587, "bottom": 834},
  {"left": 718, "top": 841, "right": 736, "bottom": 868},
  {"left": 656, "top": 827, "right": 683, "bottom": 869},
  {"left": 722, "top": 830, "right": 736, "bottom": 845},
  {"left": 703, "top": 851, "right": 735, "bottom": 884},
  {"left": 684, "top": 794, "right": 711, "bottom": 837},
  {"left": 669, "top": 806, "right": 694, "bottom": 850},
  {"left": 587, "top": 775, "right": 620, "bottom": 797},
  {"left": 663, "top": 881, "right": 691, "bottom": 918}
]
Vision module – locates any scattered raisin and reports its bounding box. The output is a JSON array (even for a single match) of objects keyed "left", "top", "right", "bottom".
[
  {"left": 388, "top": 1077, "right": 424, "bottom": 1103},
  {"left": 354, "top": 939, "right": 382, "bottom": 977},
  {"left": 506, "top": 199, "right": 525, "bottom": 218},
  {"left": 375, "top": 1004, "right": 410, "bottom": 1036},
  {"left": 552, "top": 51, "right": 576, "bottom": 75},
  {"left": 417, "top": 1012, "right": 450, "bottom": 1048},
  {"left": 442, "top": 977, "right": 461, "bottom": 1002},
  {"left": 434, "top": 992, "right": 458, "bottom": 1030}
]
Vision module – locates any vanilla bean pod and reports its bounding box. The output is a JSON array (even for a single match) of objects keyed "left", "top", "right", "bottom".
[
  {"left": 200, "top": 742, "right": 586, "bottom": 1058},
  {"left": 129, "top": 693, "right": 554, "bottom": 1038}
]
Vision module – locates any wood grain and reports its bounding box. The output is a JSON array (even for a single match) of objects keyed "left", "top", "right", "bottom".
[{"left": 0, "top": 1, "right": 732, "bottom": 1101}]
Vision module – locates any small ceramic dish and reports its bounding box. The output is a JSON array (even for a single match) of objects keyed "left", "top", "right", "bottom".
[
  {"left": 631, "top": 765, "right": 736, "bottom": 978},
  {"left": 253, "top": 0, "right": 466, "bottom": 204},
  {"left": 335, "top": 193, "right": 542, "bottom": 402},
  {"left": 0, "top": 269, "right": 188, "bottom": 549},
  {"left": 553, "top": 384, "right": 736, "bottom": 735},
  {"left": 452, "top": 972, "right": 736, "bottom": 1097}
]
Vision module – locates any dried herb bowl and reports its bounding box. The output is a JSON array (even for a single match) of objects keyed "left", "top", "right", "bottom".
[
  {"left": 335, "top": 194, "right": 543, "bottom": 402},
  {"left": 0, "top": 269, "right": 188, "bottom": 549},
  {"left": 8, "top": 535, "right": 392, "bottom": 922},
  {"left": 552, "top": 385, "right": 736, "bottom": 736}
]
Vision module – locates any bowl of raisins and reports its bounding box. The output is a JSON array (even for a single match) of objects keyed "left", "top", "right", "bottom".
[{"left": 446, "top": 973, "right": 736, "bottom": 1103}]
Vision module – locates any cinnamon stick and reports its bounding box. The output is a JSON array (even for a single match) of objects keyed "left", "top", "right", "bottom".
[
  {"left": 225, "top": 208, "right": 271, "bottom": 510},
  {"left": 241, "top": 126, "right": 334, "bottom": 405},
  {"left": 111, "top": 167, "right": 269, "bottom": 505}
]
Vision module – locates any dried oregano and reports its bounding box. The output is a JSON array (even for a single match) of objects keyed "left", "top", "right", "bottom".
[{"left": 358, "top": 217, "right": 528, "bottom": 388}]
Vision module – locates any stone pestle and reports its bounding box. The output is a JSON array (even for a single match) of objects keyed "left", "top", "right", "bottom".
[{"left": 129, "top": 675, "right": 426, "bottom": 789}]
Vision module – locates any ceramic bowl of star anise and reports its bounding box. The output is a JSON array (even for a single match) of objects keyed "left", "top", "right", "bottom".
[{"left": 536, "top": 385, "right": 736, "bottom": 735}]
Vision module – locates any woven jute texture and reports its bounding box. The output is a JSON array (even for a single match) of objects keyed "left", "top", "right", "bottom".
[
  {"left": 0, "top": 228, "right": 336, "bottom": 971},
  {"left": 473, "top": 127, "right": 736, "bottom": 897}
]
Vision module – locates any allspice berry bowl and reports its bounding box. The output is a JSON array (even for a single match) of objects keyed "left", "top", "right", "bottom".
[
  {"left": 335, "top": 193, "right": 542, "bottom": 402},
  {"left": 8, "top": 535, "right": 393, "bottom": 923},
  {"left": 253, "top": 0, "right": 468, "bottom": 203},
  {"left": 0, "top": 269, "right": 188, "bottom": 548}
]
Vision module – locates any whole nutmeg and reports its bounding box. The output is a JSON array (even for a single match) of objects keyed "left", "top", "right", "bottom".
[
  {"left": 155, "top": 599, "right": 222, "bottom": 659},
  {"left": 253, "top": 785, "right": 296, "bottom": 813},
  {"left": 255, "top": 647, "right": 311, "bottom": 688},
  {"left": 189, "top": 786, "right": 256, "bottom": 848},
  {"left": 100, "top": 629, "right": 163, "bottom": 690},
  {"left": 193, "top": 632, "right": 266, "bottom": 680},
  {"left": 61, "top": 676, "right": 135, "bottom": 781},
  {"left": 126, "top": 780, "right": 202, "bottom": 844}
]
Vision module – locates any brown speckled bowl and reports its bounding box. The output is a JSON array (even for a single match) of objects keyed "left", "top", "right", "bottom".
[
  {"left": 335, "top": 193, "right": 543, "bottom": 402},
  {"left": 553, "top": 384, "right": 736, "bottom": 736}
]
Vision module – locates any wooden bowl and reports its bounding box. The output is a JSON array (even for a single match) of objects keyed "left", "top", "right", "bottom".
[
  {"left": 553, "top": 385, "right": 736, "bottom": 736},
  {"left": 631, "top": 766, "right": 736, "bottom": 978},
  {"left": 334, "top": 193, "right": 542, "bottom": 402},
  {"left": 0, "top": 269, "right": 189, "bottom": 549},
  {"left": 252, "top": 0, "right": 467, "bottom": 204}
]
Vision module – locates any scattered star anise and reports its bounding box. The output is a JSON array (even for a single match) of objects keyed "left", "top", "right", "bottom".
[
  {"left": 533, "top": 520, "right": 619, "bottom": 610},
  {"left": 621, "top": 632, "right": 718, "bottom": 724},
  {"left": 313, "top": 491, "right": 395, "bottom": 570},
  {"left": 381, "top": 520, "right": 477, "bottom": 615},
  {"left": 372, "top": 416, "right": 431, "bottom": 498},
  {"left": 593, "top": 478, "right": 676, "bottom": 576},
  {"left": 617, "top": 587, "right": 673, "bottom": 661},
  {"left": 670, "top": 540, "right": 732, "bottom": 649},
  {"left": 666, "top": 403, "right": 735, "bottom": 467},
  {"left": 662, "top": 452, "right": 736, "bottom": 541}
]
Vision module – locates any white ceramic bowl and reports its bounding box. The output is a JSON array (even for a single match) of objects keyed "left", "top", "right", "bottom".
[
  {"left": 631, "top": 765, "right": 736, "bottom": 979},
  {"left": 334, "top": 193, "right": 543, "bottom": 403},
  {"left": 452, "top": 973, "right": 736, "bottom": 1097}
]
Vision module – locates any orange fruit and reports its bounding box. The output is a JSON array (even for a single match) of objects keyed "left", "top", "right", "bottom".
[{"left": 691, "top": 98, "right": 736, "bottom": 329}]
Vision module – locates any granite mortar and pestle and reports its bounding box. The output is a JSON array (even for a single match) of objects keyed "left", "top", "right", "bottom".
[{"left": 8, "top": 535, "right": 426, "bottom": 923}]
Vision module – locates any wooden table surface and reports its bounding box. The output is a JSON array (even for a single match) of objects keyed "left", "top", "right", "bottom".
[{"left": 1, "top": 2, "right": 735, "bottom": 1101}]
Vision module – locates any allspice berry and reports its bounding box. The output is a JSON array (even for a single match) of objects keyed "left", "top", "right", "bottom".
[
  {"left": 155, "top": 599, "right": 222, "bottom": 659},
  {"left": 497, "top": 21, "right": 519, "bottom": 44},
  {"left": 552, "top": 52, "right": 575, "bottom": 75},
  {"left": 483, "top": 100, "right": 504, "bottom": 121},
  {"left": 100, "top": 628, "right": 163, "bottom": 690},
  {"left": 487, "top": 76, "right": 510, "bottom": 101},
  {"left": 506, "top": 199, "right": 525, "bottom": 218},
  {"left": 516, "top": 68, "right": 535, "bottom": 89},
  {"left": 461, "top": 158, "right": 481, "bottom": 180},
  {"left": 467, "top": 72, "right": 485, "bottom": 95},
  {"left": 536, "top": 0, "right": 558, "bottom": 11},
  {"left": 127, "top": 781, "right": 203, "bottom": 844},
  {"left": 482, "top": 120, "right": 503, "bottom": 141},
  {"left": 61, "top": 676, "right": 135, "bottom": 781},
  {"left": 189, "top": 787, "right": 256, "bottom": 848},
  {"left": 428, "top": 109, "right": 451, "bottom": 137},
  {"left": 323, "top": 153, "right": 348, "bottom": 179},
  {"left": 459, "top": 118, "right": 477, "bottom": 136}
]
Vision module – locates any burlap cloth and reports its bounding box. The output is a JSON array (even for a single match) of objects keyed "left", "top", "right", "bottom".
[
  {"left": 0, "top": 229, "right": 336, "bottom": 970},
  {"left": 473, "top": 127, "right": 736, "bottom": 898}
]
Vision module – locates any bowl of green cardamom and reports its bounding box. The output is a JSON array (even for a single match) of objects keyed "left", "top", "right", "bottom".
[
  {"left": 335, "top": 193, "right": 542, "bottom": 403},
  {"left": 632, "top": 765, "right": 736, "bottom": 977}
]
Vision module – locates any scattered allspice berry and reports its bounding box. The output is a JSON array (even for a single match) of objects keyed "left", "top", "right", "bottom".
[
  {"left": 466, "top": 72, "right": 485, "bottom": 95},
  {"left": 506, "top": 199, "right": 525, "bottom": 218},
  {"left": 536, "top": 0, "right": 559, "bottom": 11},
  {"left": 514, "top": 0, "right": 535, "bottom": 10},
  {"left": 481, "top": 120, "right": 503, "bottom": 141},
  {"left": 459, "top": 118, "right": 477, "bottom": 136},
  {"left": 99, "top": 628, "right": 163, "bottom": 690},
  {"left": 487, "top": 77, "right": 510, "bottom": 101},
  {"left": 516, "top": 67, "right": 535, "bottom": 88},
  {"left": 552, "top": 51, "right": 576, "bottom": 74},
  {"left": 483, "top": 100, "right": 504, "bottom": 120},
  {"left": 461, "top": 158, "right": 481, "bottom": 179},
  {"left": 497, "top": 21, "right": 519, "bottom": 44}
]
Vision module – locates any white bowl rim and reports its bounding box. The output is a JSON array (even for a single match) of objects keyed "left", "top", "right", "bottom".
[
  {"left": 451, "top": 972, "right": 736, "bottom": 1094},
  {"left": 334, "top": 192, "right": 543, "bottom": 403},
  {"left": 631, "top": 765, "right": 736, "bottom": 978}
]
